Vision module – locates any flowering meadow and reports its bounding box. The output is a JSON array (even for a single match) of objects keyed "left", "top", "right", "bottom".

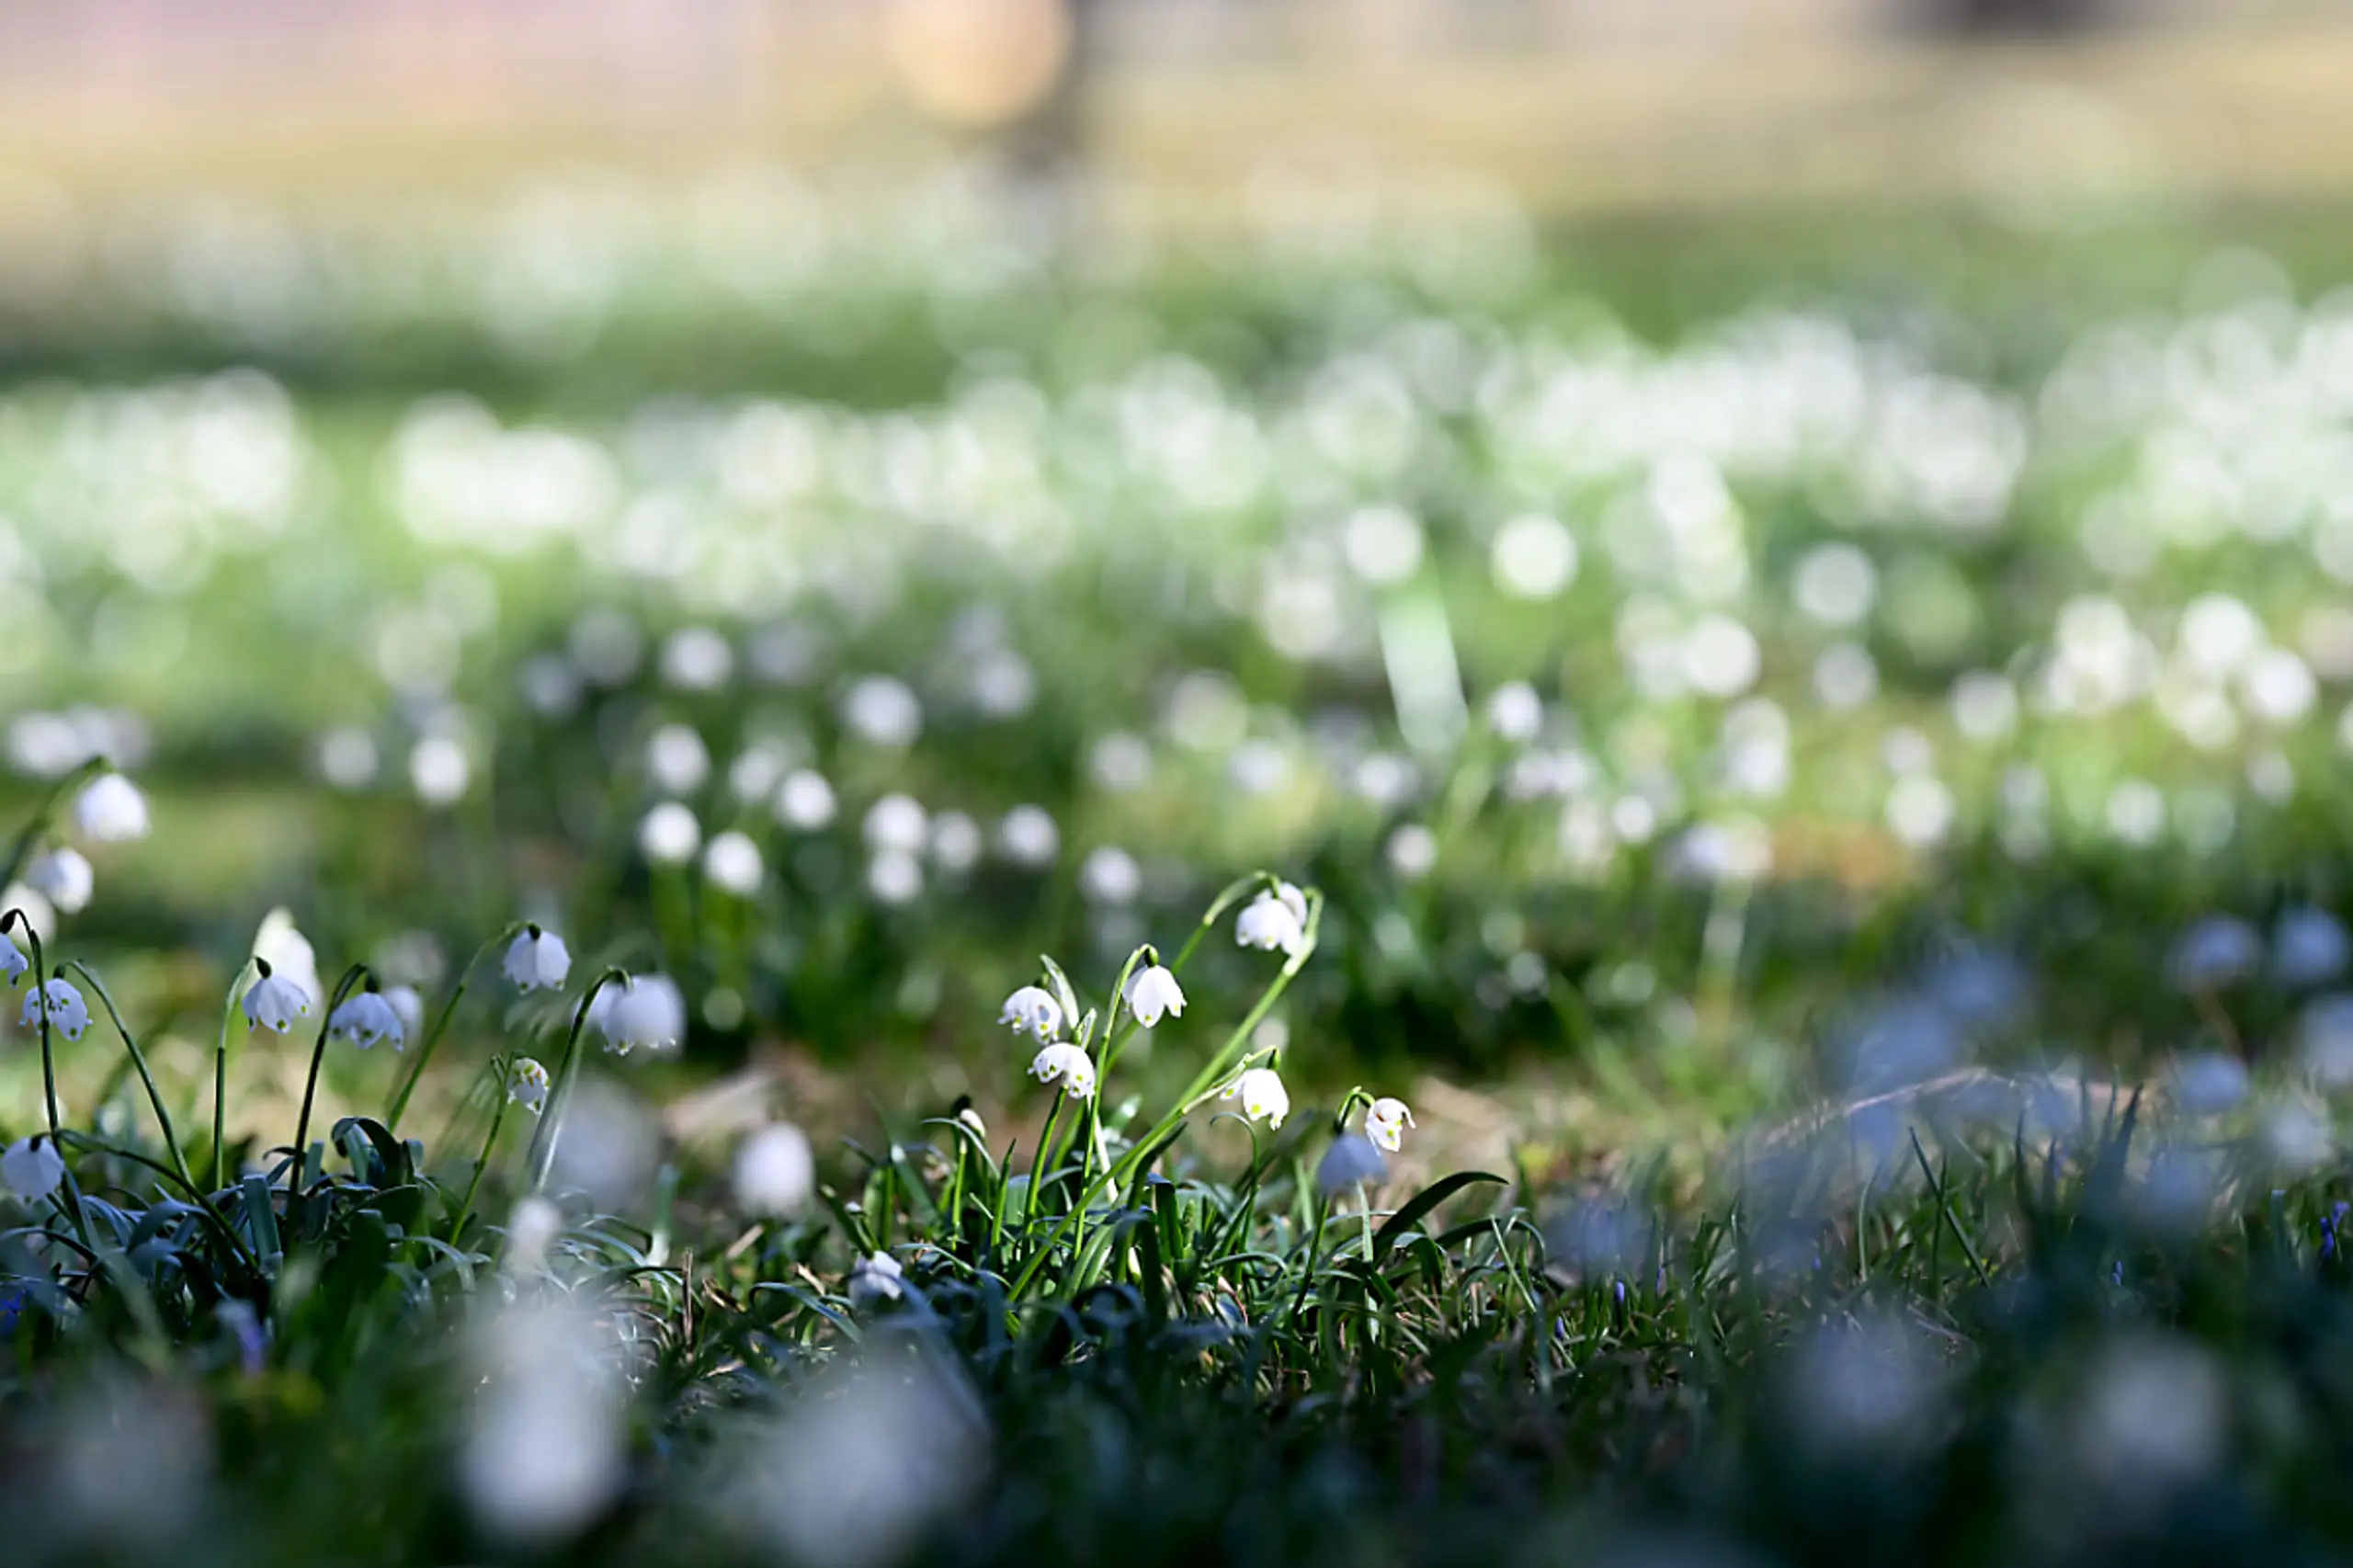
[{"left": 10, "top": 176, "right": 2353, "bottom": 1563}]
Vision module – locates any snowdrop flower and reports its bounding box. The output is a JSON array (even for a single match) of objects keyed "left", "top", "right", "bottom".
[
  {"left": 733, "top": 1122, "right": 814, "bottom": 1216},
  {"left": 776, "top": 769, "right": 837, "bottom": 831},
  {"left": 507, "top": 1058, "right": 551, "bottom": 1114},
  {"left": 0, "top": 927, "right": 26, "bottom": 986},
  {"left": 645, "top": 723, "right": 711, "bottom": 795},
  {"left": 385, "top": 984, "right": 426, "bottom": 1040},
  {"left": 20, "top": 978, "right": 89, "bottom": 1040},
  {"left": 1223, "top": 1067, "right": 1290, "bottom": 1129},
  {"left": 2, "top": 1134, "right": 64, "bottom": 1202},
  {"left": 862, "top": 794, "right": 928, "bottom": 856},
  {"left": 597, "top": 975, "right": 687, "bottom": 1054},
  {"left": 328, "top": 988, "right": 406, "bottom": 1051},
  {"left": 1124, "top": 964, "right": 1186, "bottom": 1028},
  {"left": 848, "top": 1251, "right": 905, "bottom": 1309},
  {"left": 2169, "top": 915, "right": 2264, "bottom": 991},
  {"left": 240, "top": 961, "right": 311, "bottom": 1036},
  {"left": 704, "top": 830, "right": 765, "bottom": 896},
  {"left": 998, "top": 985, "right": 1062, "bottom": 1041},
  {"left": 1316, "top": 1132, "right": 1388, "bottom": 1196},
  {"left": 503, "top": 925, "right": 572, "bottom": 992},
  {"left": 1363, "top": 1096, "right": 1415, "bottom": 1153},
  {"left": 1234, "top": 883, "right": 1309, "bottom": 958},
  {"left": 409, "top": 735, "right": 472, "bottom": 807},
  {"left": 73, "top": 771, "right": 150, "bottom": 841},
  {"left": 1029, "top": 1042, "right": 1097, "bottom": 1099},
  {"left": 254, "top": 909, "right": 322, "bottom": 1001},
  {"left": 28, "top": 848, "right": 92, "bottom": 915},
  {"left": 639, "top": 801, "right": 702, "bottom": 866}
]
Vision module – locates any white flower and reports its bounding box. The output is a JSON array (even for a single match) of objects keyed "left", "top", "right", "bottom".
[
  {"left": 1124, "top": 965, "right": 1186, "bottom": 1028},
  {"left": 1316, "top": 1132, "right": 1388, "bottom": 1196},
  {"left": 27, "top": 848, "right": 93, "bottom": 915},
  {"left": 733, "top": 1123, "right": 814, "bottom": 1217},
  {"left": 503, "top": 926, "right": 572, "bottom": 992},
  {"left": 848, "top": 1251, "right": 905, "bottom": 1309},
  {"left": 1234, "top": 884, "right": 1309, "bottom": 957},
  {"left": 639, "top": 801, "right": 702, "bottom": 866},
  {"left": 20, "top": 978, "right": 89, "bottom": 1040},
  {"left": 73, "top": 771, "right": 150, "bottom": 842},
  {"left": 863, "top": 794, "right": 928, "bottom": 855},
  {"left": 241, "top": 963, "right": 311, "bottom": 1035},
  {"left": 997, "top": 985, "right": 1063, "bottom": 1041},
  {"left": 596, "top": 974, "right": 687, "bottom": 1054},
  {"left": 646, "top": 723, "right": 711, "bottom": 795},
  {"left": 409, "top": 735, "right": 472, "bottom": 807},
  {"left": 1223, "top": 1067, "right": 1290, "bottom": 1129},
  {"left": 775, "top": 769, "right": 838, "bottom": 831},
  {"left": 503, "top": 1194, "right": 563, "bottom": 1271},
  {"left": 254, "top": 908, "right": 323, "bottom": 1000},
  {"left": 328, "top": 990, "right": 407, "bottom": 1051},
  {"left": 1029, "top": 1042, "right": 1097, "bottom": 1099},
  {"left": 507, "top": 1058, "right": 551, "bottom": 1114},
  {"left": 1363, "top": 1096, "right": 1415, "bottom": 1153},
  {"left": 1, "top": 1134, "right": 64, "bottom": 1202},
  {"left": 0, "top": 929, "right": 26, "bottom": 987},
  {"left": 703, "top": 830, "right": 765, "bottom": 896},
  {"left": 385, "top": 984, "right": 426, "bottom": 1040}
]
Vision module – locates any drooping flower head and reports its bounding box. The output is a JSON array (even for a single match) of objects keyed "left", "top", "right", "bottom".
[
  {"left": 384, "top": 984, "right": 426, "bottom": 1041},
  {"left": 20, "top": 978, "right": 89, "bottom": 1040},
  {"left": 1316, "top": 1132, "right": 1388, "bottom": 1196},
  {"left": 503, "top": 925, "right": 572, "bottom": 992},
  {"left": 733, "top": 1122, "right": 815, "bottom": 1217},
  {"left": 1235, "top": 882, "right": 1309, "bottom": 958},
  {"left": 1, "top": 1134, "right": 64, "bottom": 1202},
  {"left": 1223, "top": 1067, "right": 1290, "bottom": 1130},
  {"left": 0, "top": 927, "right": 26, "bottom": 987},
  {"left": 241, "top": 960, "right": 312, "bottom": 1036},
  {"left": 1363, "top": 1096, "right": 1415, "bottom": 1153},
  {"left": 507, "top": 1058, "right": 551, "bottom": 1114},
  {"left": 328, "top": 988, "right": 407, "bottom": 1051},
  {"left": 638, "top": 801, "right": 702, "bottom": 866},
  {"left": 594, "top": 974, "right": 687, "bottom": 1055},
  {"left": 848, "top": 1250, "right": 905, "bottom": 1310},
  {"left": 27, "top": 849, "right": 93, "bottom": 917},
  {"left": 1124, "top": 964, "right": 1186, "bottom": 1028},
  {"left": 998, "top": 985, "right": 1062, "bottom": 1042},
  {"left": 1029, "top": 1042, "right": 1097, "bottom": 1100},
  {"left": 74, "top": 772, "right": 150, "bottom": 843}
]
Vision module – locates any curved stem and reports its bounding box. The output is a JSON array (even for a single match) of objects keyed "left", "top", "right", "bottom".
[
  {"left": 449, "top": 1056, "right": 514, "bottom": 1244},
  {"left": 64, "top": 960, "right": 197, "bottom": 1191},
  {"left": 213, "top": 957, "right": 256, "bottom": 1194},
  {"left": 289, "top": 965, "right": 369, "bottom": 1203},
  {"left": 16, "top": 917, "right": 58, "bottom": 1139},
  {"left": 527, "top": 969, "right": 628, "bottom": 1195},
  {"left": 0, "top": 755, "right": 105, "bottom": 897},
  {"left": 387, "top": 924, "right": 522, "bottom": 1134}
]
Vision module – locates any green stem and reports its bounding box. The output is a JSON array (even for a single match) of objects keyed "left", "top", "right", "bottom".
[
  {"left": 449, "top": 1058, "right": 514, "bottom": 1244},
  {"left": 0, "top": 756, "right": 106, "bottom": 897},
  {"left": 289, "top": 965, "right": 369, "bottom": 1203},
  {"left": 64, "top": 960, "right": 197, "bottom": 1191},
  {"left": 527, "top": 969, "right": 628, "bottom": 1195},
  {"left": 387, "top": 924, "right": 523, "bottom": 1134},
  {"left": 213, "top": 958, "right": 256, "bottom": 1194},
  {"left": 16, "top": 917, "right": 59, "bottom": 1140}
]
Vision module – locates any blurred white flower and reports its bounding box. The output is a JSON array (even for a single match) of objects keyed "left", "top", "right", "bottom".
[
  {"left": 1029, "top": 1041, "right": 1097, "bottom": 1099},
  {"left": 862, "top": 793, "right": 928, "bottom": 855},
  {"left": 996, "top": 804, "right": 1060, "bottom": 868},
  {"left": 847, "top": 1251, "right": 904, "bottom": 1309},
  {"left": 776, "top": 768, "right": 838, "bottom": 831},
  {"left": 504, "top": 1195, "right": 563, "bottom": 1270},
  {"left": 645, "top": 723, "right": 710, "bottom": 794},
  {"left": 1490, "top": 513, "right": 1578, "bottom": 599},
  {"left": 867, "top": 851, "right": 924, "bottom": 904},
  {"left": 1316, "top": 1132, "right": 1387, "bottom": 1196},
  {"left": 507, "top": 1057, "right": 551, "bottom": 1114},
  {"left": 73, "top": 772, "right": 150, "bottom": 842},
  {"left": 27, "top": 847, "right": 92, "bottom": 915},
  {"left": 597, "top": 974, "right": 687, "bottom": 1054},
  {"left": 660, "top": 625, "right": 733, "bottom": 690},
  {"left": 929, "top": 810, "right": 983, "bottom": 873},
  {"left": 1223, "top": 1066, "right": 1290, "bottom": 1129},
  {"left": 317, "top": 728, "right": 380, "bottom": 790},
  {"left": 409, "top": 734, "right": 472, "bottom": 807},
  {"left": 733, "top": 1122, "right": 814, "bottom": 1216},
  {"left": 503, "top": 925, "right": 572, "bottom": 992},
  {"left": 2, "top": 1133, "right": 64, "bottom": 1201},
  {"left": 1124, "top": 964, "right": 1186, "bottom": 1028},
  {"left": 1386, "top": 823, "right": 1438, "bottom": 880},
  {"left": 0, "top": 928, "right": 26, "bottom": 986},
  {"left": 1363, "top": 1096, "right": 1415, "bottom": 1153},
  {"left": 2275, "top": 906, "right": 2350, "bottom": 989},
  {"left": 841, "top": 676, "right": 922, "bottom": 748},
  {"left": 460, "top": 1297, "right": 626, "bottom": 1542},
  {"left": 328, "top": 990, "right": 406, "bottom": 1051},
  {"left": 254, "top": 908, "right": 323, "bottom": 999},
  {"left": 704, "top": 830, "right": 765, "bottom": 896},
  {"left": 2169, "top": 915, "right": 2264, "bottom": 991},
  {"left": 385, "top": 983, "right": 426, "bottom": 1040},
  {"left": 998, "top": 985, "right": 1062, "bottom": 1041},
  {"left": 1080, "top": 846, "right": 1141, "bottom": 904},
  {"left": 1344, "top": 504, "right": 1426, "bottom": 585},
  {"left": 240, "top": 963, "right": 310, "bottom": 1035},
  {"left": 1235, "top": 885, "right": 1308, "bottom": 957},
  {"left": 1792, "top": 541, "right": 1877, "bottom": 628},
  {"left": 1483, "top": 681, "right": 1544, "bottom": 744},
  {"left": 639, "top": 801, "right": 702, "bottom": 865},
  {"left": 20, "top": 977, "right": 89, "bottom": 1040}
]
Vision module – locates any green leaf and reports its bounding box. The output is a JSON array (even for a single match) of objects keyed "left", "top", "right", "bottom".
[{"left": 1372, "top": 1172, "right": 1506, "bottom": 1265}]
